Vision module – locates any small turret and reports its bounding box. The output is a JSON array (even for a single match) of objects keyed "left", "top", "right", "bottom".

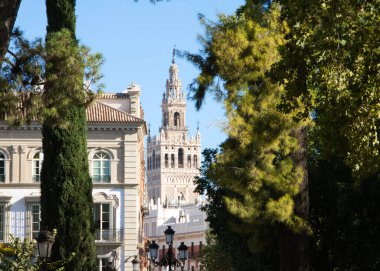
[
  {"left": 196, "top": 121, "right": 201, "bottom": 143},
  {"left": 127, "top": 82, "right": 141, "bottom": 117}
]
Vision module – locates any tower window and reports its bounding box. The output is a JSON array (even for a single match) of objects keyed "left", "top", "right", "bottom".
[
  {"left": 193, "top": 155, "right": 198, "bottom": 168},
  {"left": 152, "top": 151, "right": 156, "bottom": 169},
  {"left": 156, "top": 154, "right": 160, "bottom": 169},
  {"left": 165, "top": 154, "right": 169, "bottom": 168},
  {"left": 174, "top": 112, "right": 180, "bottom": 127},
  {"left": 171, "top": 154, "right": 175, "bottom": 168},
  {"left": 178, "top": 148, "right": 184, "bottom": 168}
]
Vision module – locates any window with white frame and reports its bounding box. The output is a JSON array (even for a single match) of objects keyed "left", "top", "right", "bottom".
[
  {"left": 92, "top": 152, "right": 111, "bottom": 183},
  {"left": 0, "top": 152, "right": 5, "bottom": 182},
  {"left": 31, "top": 204, "right": 40, "bottom": 239},
  {"left": 97, "top": 258, "right": 112, "bottom": 271},
  {"left": 94, "top": 203, "right": 111, "bottom": 240},
  {"left": 32, "top": 152, "right": 43, "bottom": 182},
  {"left": 25, "top": 200, "right": 41, "bottom": 240},
  {"left": 93, "top": 193, "right": 119, "bottom": 242}
]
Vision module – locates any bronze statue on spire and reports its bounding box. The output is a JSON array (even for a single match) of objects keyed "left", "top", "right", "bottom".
[{"left": 172, "top": 45, "right": 176, "bottom": 64}]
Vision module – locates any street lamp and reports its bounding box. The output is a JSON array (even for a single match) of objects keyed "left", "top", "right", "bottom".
[
  {"left": 164, "top": 225, "right": 175, "bottom": 245},
  {"left": 36, "top": 229, "right": 55, "bottom": 271},
  {"left": 132, "top": 255, "right": 140, "bottom": 271},
  {"left": 147, "top": 226, "right": 189, "bottom": 271}
]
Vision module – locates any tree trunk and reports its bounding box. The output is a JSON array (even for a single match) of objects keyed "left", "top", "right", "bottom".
[
  {"left": 0, "top": 0, "right": 22, "bottom": 58},
  {"left": 280, "top": 127, "right": 310, "bottom": 271}
]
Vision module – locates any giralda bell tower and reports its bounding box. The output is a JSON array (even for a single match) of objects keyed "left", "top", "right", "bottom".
[{"left": 146, "top": 50, "right": 201, "bottom": 207}]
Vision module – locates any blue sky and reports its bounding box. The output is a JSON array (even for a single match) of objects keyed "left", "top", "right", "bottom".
[{"left": 15, "top": 0, "right": 244, "bottom": 151}]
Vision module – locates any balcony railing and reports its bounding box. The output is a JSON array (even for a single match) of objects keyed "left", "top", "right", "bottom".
[
  {"left": 92, "top": 175, "right": 111, "bottom": 183},
  {"left": 95, "top": 229, "right": 123, "bottom": 242}
]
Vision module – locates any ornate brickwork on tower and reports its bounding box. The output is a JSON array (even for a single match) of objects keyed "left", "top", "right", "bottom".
[{"left": 146, "top": 54, "right": 201, "bottom": 207}]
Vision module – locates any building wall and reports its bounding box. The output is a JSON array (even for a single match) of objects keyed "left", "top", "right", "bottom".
[{"left": 0, "top": 87, "right": 146, "bottom": 271}]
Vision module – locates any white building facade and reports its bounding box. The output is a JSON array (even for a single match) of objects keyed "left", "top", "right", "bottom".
[
  {"left": 144, "top": 58, "right": 207, "bottom": 271},
  {"left": 0, "top": 84, "right": 146, "bottom": 271}
]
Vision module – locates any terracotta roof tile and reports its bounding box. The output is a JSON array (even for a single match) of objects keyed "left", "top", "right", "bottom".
[{"left": 86, "top": 101, "right": 144, "bottom": 124}]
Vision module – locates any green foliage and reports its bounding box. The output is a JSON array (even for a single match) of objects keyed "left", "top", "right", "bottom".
[
  {"left": 0, "top": 235, "right": 65, "bottom": 271},
  {"left": 275, "top": 0, "right": 380, "bottom": 178},
  {"left": 0, "top": 236, "right": 38, "bottom": 271},
  {"left": 196, "top": 149, "right": 268, "bottom": 270},
  {"left": 274, "top": 0, "right": 380, "bottom": 268},
  {"left": 188, "top": 3, "right": 309, "bottom": 262},
  {"left": 46, "top": 0, "right": 76, "bottom": 35},
  {"left": 43, "top": 29, "right": 103, "bottom": 127},
  {"left": 199, "top": 232, "right": 236, "bottom": 271},
  {"left": 191, "top": 0, "right": 380, "bottom": 269},
  {"left": 0, "top": 29, "right": 45, "bottom": 125},
  {"left": 40, "top": 0, "right": 98, "bottom": 270},
  {"left": 0, "top": 29, "right": 103, "bottom": 126}
]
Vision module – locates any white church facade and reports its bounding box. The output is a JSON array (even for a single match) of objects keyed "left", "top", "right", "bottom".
[
  {"left": 0, "top": 84, "right": 146, "bottom": 271},
  {"left": 144, "top": 57, "right": 207, "bottom": 271}
]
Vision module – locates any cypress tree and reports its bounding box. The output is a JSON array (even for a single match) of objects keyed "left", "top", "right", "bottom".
[{"left": 40, "top": 0, "right": 97, "bottom": 270}]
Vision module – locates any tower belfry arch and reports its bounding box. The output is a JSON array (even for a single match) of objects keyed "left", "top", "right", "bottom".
[{"left": 146, "top": 51, "right": 201, "bottom": 206}]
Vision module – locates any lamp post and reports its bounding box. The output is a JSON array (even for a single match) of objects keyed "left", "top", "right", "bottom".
[
  {"left": 132, "top": 255, "right": 140, "bottom": 271},
  {"left": 146, "top": 226, "right": 189, "bottom": 271},
  {"left": 35, "top": 229, "right": 55, "bottom": 271}
]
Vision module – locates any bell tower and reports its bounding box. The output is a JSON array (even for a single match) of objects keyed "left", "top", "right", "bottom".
[
  {"left": 161, "top": 48, "right": 187, "bottom": 134},
  {"left": 146, "top": 50, "right": 201, "bottom": 207}
]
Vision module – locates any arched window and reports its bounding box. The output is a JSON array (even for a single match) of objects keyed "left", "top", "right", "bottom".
[
  {"left": 93, "top": 152, "right": 111, "bottom": 183},
  {"left": 174, "top": 112, "right": 180, "bottom": 127},
  {"left": 165, "top": 154, "right": 169, "bottom": 168},
  {"left": 179, "top": 192, "right": 185, "bottom": 201},
  {"left": 32, "top": 152, "right": 44, "bottom": 182},
  {"left": 171, "top": 154, "right": 175, "bottom": 168},
  {"left": 187, "top": 155, "right": 191, "bottom": 168},
  {"left": 178, "top": 148, "right": 184, "bottom": 168},
  {"left": 193, "top": 155, "right": 198, "bottom": 168},
  {"left": 0, "top": 152, "right": 5, "bottom": 182}
]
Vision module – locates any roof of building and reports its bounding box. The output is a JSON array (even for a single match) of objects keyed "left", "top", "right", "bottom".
[
  {"left": 86, "top": 101, "right": 144, "bottom": 124},
  {"left": 97, "top": 93, "right": 129, "bottom": 99}
]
